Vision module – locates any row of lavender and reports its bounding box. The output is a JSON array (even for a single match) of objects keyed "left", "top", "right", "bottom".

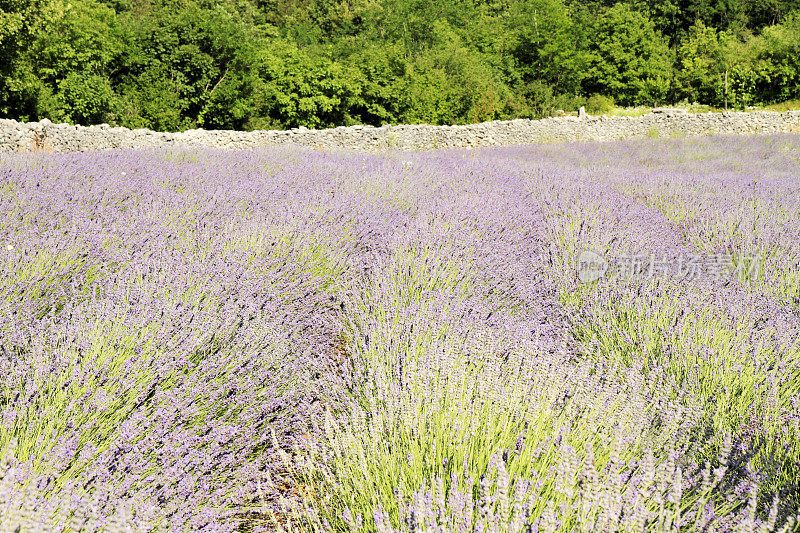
[{"left": 0, "top": 135, "right": 798, "bottom": 531}]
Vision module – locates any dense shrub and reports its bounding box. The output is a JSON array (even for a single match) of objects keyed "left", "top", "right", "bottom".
[{"left": 585, "top": 93, "right": 615, "bottom": 114}]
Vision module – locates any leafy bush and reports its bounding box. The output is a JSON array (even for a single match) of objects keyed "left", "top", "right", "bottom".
[
  {"left": 586, "top": 3, "right": 672, "bottom": 107},
  {"left": 585, "top": 93, "right": 615, "bottom": 114},
  {"left": 520, "top": 79, "right": 556, "bottom": 118},
  {"left": 55, "top": 72, "right": 115, "bottom": 124}
]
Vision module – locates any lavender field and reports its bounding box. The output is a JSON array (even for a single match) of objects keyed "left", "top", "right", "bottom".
[{"left": 1, "top": 135, "right": 799, "bottom": 532}]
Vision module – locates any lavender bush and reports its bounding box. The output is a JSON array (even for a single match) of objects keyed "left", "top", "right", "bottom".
[{"left": 0, "top": 136, "right": 798, "bottom": 532}]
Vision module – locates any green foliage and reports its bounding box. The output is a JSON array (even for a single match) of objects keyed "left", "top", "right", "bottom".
[
  {"left": 0, "top": 58, "right": 52, "bottom": 120},
  {"left": 112, "top": 67, "right": 190, "bottom": 131},
  {"left": 520, "top": 79, "right": 556, "bottom": 118},
  {"left": 552, "top": 92, "right": 585, "bottom": 112},
  {"left": 396, "top": 22, "right": 519, "bottom": 124},
  {"left": 2, "top": 0, "right": 800, "bottom": 129},
  {"left": 0, "top": 0, "right": 66, "bottom": 62},
  {"left": 585, "top": 93, "right": 615, "bottom": 114},
  {"left": 245, "top": 40, "right": 364, "bottom": 129},
  {"left": 674, "top": 22, "right": 733, "bottom": 106},
  {"left": 56, "top": 72, "right": 115, "bottom": 124},
  {"left": 507, "top": 0, "right": 589, "bottom": 94},
  {"left": 30, "top": 0, "right": 118, "bottom": 82},
  {"left": 733, "top": 13, "right": 800, "bottom": 104},
  {"left": 110, "top": 2, "right": 257, "bottom": 130},
  {"left": 586, "top": 3, "right": 672, "bottom": 106},
  {"left": 343, "top": 42, "right": 407, "bottom": 125},
  {"left": 0, "top": 0, "right": 69, "bottom": 117}
]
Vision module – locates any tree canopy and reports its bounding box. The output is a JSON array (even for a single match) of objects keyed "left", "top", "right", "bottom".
[{"left": 1, "top": 0, "right": 799, "bottom": 129}]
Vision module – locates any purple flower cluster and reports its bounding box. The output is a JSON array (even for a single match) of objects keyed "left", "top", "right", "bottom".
[{"left": 1, "top": 135, "right": 799, "bottom": 531}]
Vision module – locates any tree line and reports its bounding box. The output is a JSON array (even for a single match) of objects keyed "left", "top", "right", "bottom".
[{"left": 1, "top": 0, "right": 799, "bottom": 131}]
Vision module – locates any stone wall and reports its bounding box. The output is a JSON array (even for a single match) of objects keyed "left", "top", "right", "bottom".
[{"left": 2, "top": 108, "right": 800, "bottom": 153}]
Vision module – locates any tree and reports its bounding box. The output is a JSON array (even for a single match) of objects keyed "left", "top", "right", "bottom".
[
  {"left": 110, "top": 1, "right": 261, "bottom": 130},
  {"left": 727, "top": 13, "right": 800, "bottom": 105},
  {"left": 234, "top": 39, "right": 364, "bottom": 129},
  {"left": 0, "top": 0, "right": 68, "bottom": 118},
  {"left": 396, "top": 21, "right": 519, "bottom": 124},
  {"left": 675, "top": 21, "right": 733, "bottom": 105},
  {"left": 343, "top": 41, "right": 407, "bottom": 125},
  {"left": 112, "top": 65, "right": 191, "bottom": 130},
  {"left": 0, "top": 0, "right": 57, "bottom": 69},
  {"left": 506, "top": 0, "right": 589, "bottom": 94},
  {"left": 56, "top": 72, "right": 115, "bottom": 123},
  {"left": 585, "top": 3, "right": 672, "bottom": 106}
]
